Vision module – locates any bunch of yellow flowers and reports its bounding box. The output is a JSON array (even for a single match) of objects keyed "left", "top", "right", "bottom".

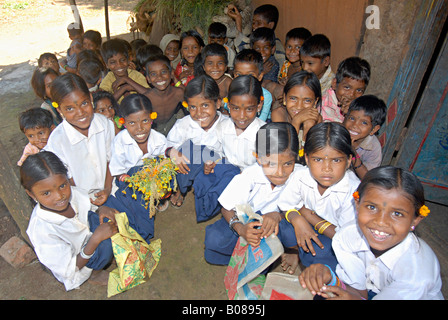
[{"left": 122, "top": 156, "right": 179, "bottom": 218}]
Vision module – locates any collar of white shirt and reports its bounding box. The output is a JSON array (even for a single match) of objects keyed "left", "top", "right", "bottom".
[
  {"left": 62, "top": 114, "right": 106, "bottom": 145},
  {"left": 300, "top": 167, "right": 351, "bottom": 194}
]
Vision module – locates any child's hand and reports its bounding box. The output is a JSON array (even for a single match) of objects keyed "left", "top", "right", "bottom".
[
  {"left": 290, "top": 215, "right": 324, "bottom": 255},
  {"left": 226, "top": 4, "right": 242, "bottom": 32},
  {"left": 96, "top": 206, "right": 119, "bottom": 225},
  {"left": 298, "top": 263, "right": 332, "bottom": 297},
  {"left": 169, "top": 148, "right": 190, "bottom": 174},
  {"left": 203, "top": 160, "right": 217, "bottom": 175},
  {"left": 92, "top": 219, "right": 118, "bottom": 242},
  {"left": 119, "top": 174, "right": 130, "bottom": 182},
  {"left": 263, "top": 60, "right": 274, "bottom": 74},
  {"left": 178, "top": 67, "right": 193, "bottom": 81},
  {"left": 112, "top": 77, "right": 130, "bottom": 91},
  {"left": 90, "top": 189, "right": 110, "bottom": 206},
  {"left": 260, "top": 211, "right": 281, "bottom": 239}
]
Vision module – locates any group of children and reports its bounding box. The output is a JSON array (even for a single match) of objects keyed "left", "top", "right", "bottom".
[{"left": 17, "top": 4, "right": 443, "bottom": 299}]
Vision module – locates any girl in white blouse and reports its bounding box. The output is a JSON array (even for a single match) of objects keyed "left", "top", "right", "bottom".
[{"left": 299, "top": 166, "right": 443, "bottom": 300}]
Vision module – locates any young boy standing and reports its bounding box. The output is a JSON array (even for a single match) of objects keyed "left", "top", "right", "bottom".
[
  {"left": 300, "top": 34, "right": 335, "bottom": 93},
  {"left": 321, "top": 56, "right": 371, "bottom": 123},
  {"left": 342, "top": 95, "right": 387, "bottom": 179},
  {"left": 99, "top": 39, "right": 150, "bottom": 102}
]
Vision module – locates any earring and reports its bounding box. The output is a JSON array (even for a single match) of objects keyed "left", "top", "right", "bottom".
[{"left": 411, "top": 225, "right": 415, "bottom": 231}]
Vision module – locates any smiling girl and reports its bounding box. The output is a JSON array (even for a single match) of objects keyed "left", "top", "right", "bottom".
[
  {"left": 299, "top": 166, "right": 443, "bottom": 300},
  {"left": 174, "top": 30, "right": 205, "bottom": 86},
  {"left": 44, "top": 73, "right": 115, "bottom": 208}
]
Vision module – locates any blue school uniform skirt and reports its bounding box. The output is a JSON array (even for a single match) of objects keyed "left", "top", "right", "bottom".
[{"left": 176, "top": 140, "right": 240, "bottom": 222}]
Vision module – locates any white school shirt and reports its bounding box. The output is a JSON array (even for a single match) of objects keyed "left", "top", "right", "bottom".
[
  {"left": 166, "top": 112, "right": 227, "bottom": 155},
  {"left": 216, "top": 117, "right": 266, "bottom": 170},
  {"left": 44, "top": 113, "right": 115, "bottom": 195},
  {"left": 332, "top": 222, "right": 444, "bottom": 300},
  {"left": 278, "top": 165, "right": 360, "bottom": 230},
  {"left": 26, "top": 187, "right": 93, "bottom": 291},
  {"left": 109, "top": 129, "right": 168, "bottom": 176},
  {"left": 218, "top": 162, "right": 299, "bottom": 215}
]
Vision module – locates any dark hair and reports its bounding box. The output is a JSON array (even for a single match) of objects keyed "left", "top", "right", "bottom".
[
  {"left": 130, "top": 39, "right": 147, "bottom": 54},
  {"left": 145, "top": 54, "right": 172, "bottom": 77},
  {"left": 228, "top": 75, "right": 263, "bottom": 104},
  {"left": 83, "top": 30, "right": 102, "bottom": 47},
  {"left": 77, "top": 58, "right": 105, "bottom": 86},
  {"left": 357, "top": 166, "right": 425, "bottom": 217},
  {"left": 208, "top": 22, "right": 227, "bottom": 39},
  {"left": 250, "top": 27, "right": 276, "bottom": 47},
  {"left": 180, "top": 30, "right": 205, "bottom": 65},
  {"left": 92, "top": 90, "right": 119, "bottom": 114},
  {"left": 37, "top": 53, "right": 58, "bottom": 68},
  {"left": 136, "top": 44, "right": 163, "bottom": 71},
  {"left": 76, "top": 49, "right": 104, "bottom": 66},
  {"left": 348, "top": 95, "right": 387, "bottom": 128},
  {"left": 304, "top": 122, "right": 355, "bottom": 159},
  {"left": 19, "top": 108, "right": 54, "bottom": 132},
  {"left": 184, "top": 74, "right": 220, "bottom": 102},
  {"left": 101, "top": 38, "right": 129, "bottom": 63},
  {"left": 256, "top": 122, "right": 299, "bottom": 157},
  {"left": 118, "top": 93, "right": 153, "bottom": 118},
  {"left": 20, "top": 151, "right": 68, "bottom": 191},
  {"left": 67, "top": 22, "right": 83, "bottom": 36},
  {"left": 284, "top": 71, "right": 322, "bottom": 111},
  {"left": 234, "top": 49, "right": 264, "bottom": 73},
  {"left": 300, "top": 34, "right": 331, "bottom": 60},
  {"left": 194, "top": 43, "right": 228, "bottom": 76},
  {"left": 254, "top": 4, "right": 279, "bottom": 30},
  {"left": 335, "top": 56, "right": 371, "bottom": 85},
  {"left": 285, "top": 27, "right": 312, "bottom": 43},
  {"left": 31, "top": 67, "right": 59, "bottom": 100},
  {"left": 50, "top": 73, "right": 90, "bottom": 105}
]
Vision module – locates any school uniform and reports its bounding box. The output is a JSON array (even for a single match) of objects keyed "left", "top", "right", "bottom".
[
  {"left": 44, "top": 114, "right": 115, "bottom": 200},
  {"left": 332, "top": 222, "right": 444, "bottom": 300},
  {"left": 277, "top": 165, "right": 360, "bottom": 270},
  {"left": 204, "top": 162, "right": 298, "bottom": 265},
  {"left": 26, "top": 187, "right": 114, "bottom": 291},
  {"left": 216, "top": 116, "right": 266, "bottom": 170},
  {"left": 109, "top": 129, "right": 168, "bottom": 177}
]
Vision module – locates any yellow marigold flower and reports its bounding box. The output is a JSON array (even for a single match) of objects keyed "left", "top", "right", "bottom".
[
  {"left": 223, "top": 97, "right": 229, "bottom": 104},
  {"left": 52, "top": 101, "right": 59, "bottom": 108},
  {"left": 150, "top": 112, "right": 158, "bottom": 120},
  {"left": 132, "top": 194, "right": 137, "bottom": 199},
  {"left": 419, "top": 205, "right": 430, "bottom": 217},
  {"left": 122, "top": 190, "right": 126, "bottom": 194},
  {"left": 182, "top": 101, "right": 188, "bottom": 109},
  {"left": 298, "top": 149, "right": 304, "bottom": 157},
  {"left": 352, "top": 191, "right": 360, "bottom": 201}
]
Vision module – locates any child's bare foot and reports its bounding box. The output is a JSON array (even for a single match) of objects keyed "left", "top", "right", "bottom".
[
  {"left": 281, "top": 252, "right": 299, "bottom": 275},
  {"left": 170, "top": 190, "right": 184, "bottom": 208},
  {"left": 88, "top": 270, "right": 109, "bottom": 286}
]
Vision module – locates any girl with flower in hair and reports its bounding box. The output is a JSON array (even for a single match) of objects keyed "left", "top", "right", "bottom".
[{"left": 299, "top": 166, "right": 444, "bottom": 300}]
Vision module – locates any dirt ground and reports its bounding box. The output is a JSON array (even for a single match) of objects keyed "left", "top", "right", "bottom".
[{"left": 1, "top": 0, "right": 447, "bottom": 302}]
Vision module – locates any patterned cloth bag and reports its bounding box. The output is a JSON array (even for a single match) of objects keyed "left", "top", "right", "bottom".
[{"left": 107, "top": 212, "right": 161, "bottom": 297}]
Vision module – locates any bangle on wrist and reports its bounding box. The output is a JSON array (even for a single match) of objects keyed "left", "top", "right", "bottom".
[
  {"left": 353, "top": 160, "right": 363, "bottom": 170},
  {"left": 325, "top": 264, "right": 338, "bottom": 287},
  {"left": 229, "top": 215, "right": 242, "bottom": 236},
  {"left": 165, "top": 147, "right": 173, "bottom": 158},
  {"left": 314, "top": 219, "right": 327, "bottom": 230},
  {"left": 80, "top": 245, "right": 95, "bottom": 260},
  {"left": 285, "top": 209, "right": 300, "bottom": 223},
  {"left": 318, "top": 221, "right": 332, "bottom": 234}
]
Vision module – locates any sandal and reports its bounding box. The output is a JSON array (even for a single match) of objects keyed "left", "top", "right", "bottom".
[{"left": 157, "top": 199, "right": 169, "bottom": 212}]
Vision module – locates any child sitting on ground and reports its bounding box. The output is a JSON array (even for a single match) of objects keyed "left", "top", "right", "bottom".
[
  {"left": 38, "top": 52, "right": 62, "bottom": 75},
  {"left": 343, "top": 95, "right": 387, "bottom": 179},
  {"left": 144, "top": 55, "right": 187, "bottom": 136},
  {"left": 99, "top": 38, "right": 150, "bottom": 103},
  {"left": 92, "top": 90, "right": 122, "bottom": 135},
  {"left": 195, "top": 43, "right": 233, "bottom": 102},
  {"left": 299, "top": 166, "right": 443, "bottom": 300},
  {"left": 321, "top": 56, "right": 371, "bottom": 122},
  {"left": 251, "top": 27, "right": 279, "bottom": 83},
  {"left": 60, "top": 22, "right": 83, "bottom": 74},
  {"left": 208, "top": 22, "right": 236, "bottom": 72},
  {"left": 232, "top": 49, "right": 273, "bottom": 121},
  {"left": 17, "top": 108, "right": 55, "bottom": 166},
  {"left": 278, "top": 27, "right": 312, "bottom": 85},
  {"left": 300, "top": 34, "right": 335, "bottom": 94},
  {"left": 30, "top": 66, "right": 61, "bottom": 125}
]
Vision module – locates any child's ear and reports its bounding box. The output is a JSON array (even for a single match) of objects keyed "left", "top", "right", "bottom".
[
  {"left": 331, "top": 77, "right": 337, "bottom": 90},
  {"left": 270, "top": 45, "right": 276, "bottom": 56},
  {"left": 50, "top": 124, "right": 56, "bottom": 132},
  {"left": 267, "top": 21, "right": 275, "bottom": 29},
  {"left": 323, "top": 56, "right": 331, "bottom": 67},
  {"left": 370, "top": 124, "right": 381, "bottom": 136},
  {"left": 25, "top": 189, "right": 36, "bottom": 202}
]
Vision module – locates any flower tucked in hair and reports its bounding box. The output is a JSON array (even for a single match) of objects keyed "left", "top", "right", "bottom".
[
  {"left": 419, "top": 205, "right": 430, "bottom": 217},
  {"left": 182, "top": 101, "right": 188, "bottom": 109},
  {"left": 52, "top": 102, "right": 59, "bottom": 108},
  {"left": 222, "top": 97, "right": 229, "bottom": 104},
  {"left": 260, "top": 96, "right": 264, "bottom": 102},
  {"left": 118, "top": 117, "right": 125, "bottom": 124},
  {"left": 352, "top": 191, "right": 360, "bottom": 201},
  {"left": 150, "top": 112, "right": 158, "bottom": 120},
  {"left": 298, "top": 149, "right": 304, "bottom": 157}
]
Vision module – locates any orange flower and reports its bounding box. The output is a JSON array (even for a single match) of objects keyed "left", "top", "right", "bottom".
[
  {"left": 150, "top": 112, "right": 158, "bottom": 120},
  {"left": 118, "top": 117, "right": 125, "bottom": 124},
  {"left": 353, "top": 191, "right": 360, "bottom": 201},
  {"left": 182, "top": 101, "right": 188, "bottom": 109},
  {"left": 260, "top": 96, "right": 264, "bottom": 102},
  {"left": 419, "top": 205, "right": 430, "bottom": 217},
  {"left": 223, "top": 97, "right": 229, "bottom": 104}
]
